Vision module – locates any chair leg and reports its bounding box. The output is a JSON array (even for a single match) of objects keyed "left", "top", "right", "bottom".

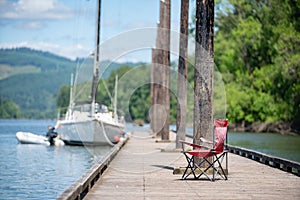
[
  {"left": 182, "top": 153, "right": 197, "bottom": 179},
  {"left": 195, "top": 158, "right": 214, "bottom": 181},
  {"left": 211, "top": 153, "right": 228, "bottom": 180},
  {"left": 182, "top": 152, "right": 228, "bottom": 181},
  {"left": 195, "top": 153, "right": 228, "bottom": 181}
]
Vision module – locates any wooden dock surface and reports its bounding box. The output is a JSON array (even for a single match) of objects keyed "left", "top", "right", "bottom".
[{"left": 84, "top": 131, "right": 300, "bottom": 200}]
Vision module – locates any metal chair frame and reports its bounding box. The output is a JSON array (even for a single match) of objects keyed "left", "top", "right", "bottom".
[
  {"left": 180, "top": 119, "right": 229, "bottom": 181},
  {"left": 181, "top": 148, "right": 228, "bottom": 180}
]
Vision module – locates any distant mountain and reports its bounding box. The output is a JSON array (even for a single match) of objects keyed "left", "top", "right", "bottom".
[
  {"left": 0, "top": 48, "right": 76, "bottom": 118},
  {"left": 0, "top": 47, "right": 145, "bottom": 119}
]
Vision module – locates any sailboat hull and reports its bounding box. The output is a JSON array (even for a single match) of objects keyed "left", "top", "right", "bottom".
[{"left": 57, "top": 118, "right": 125, "bottom": 146}]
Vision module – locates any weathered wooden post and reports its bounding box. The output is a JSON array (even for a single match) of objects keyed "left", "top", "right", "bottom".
[
  {"left": 160, "top": 0, "right": 171, "bottom": 141},
  {"left": 150, "top": 0, "right": 164, "bottom": 134},
  {"left": 149, "top": 48, "right": 157, "bottom": 132},
  {"left": 194, "top": 0, "right": 214, "bottom": 143},
  {"left": 150, "top": 45, "right": 162, "bottom": 134},
  {"left": 151, "top": 0, "right": 171, "bottom": 140},
  {"left": 176, "top": 0, "right": 189, "bottom": 148}
]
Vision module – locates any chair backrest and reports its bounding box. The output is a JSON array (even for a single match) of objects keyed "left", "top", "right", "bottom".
[{"left": 213, "top": 119, "right": 229, "bottom": 153}]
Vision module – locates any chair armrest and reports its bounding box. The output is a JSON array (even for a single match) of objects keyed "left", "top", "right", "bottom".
[
  {"left": 200, "top": 137, "right": 213, "bottom": 144},
  {"left": 179, "top": 140, "right": 207, "bottom": 149}
]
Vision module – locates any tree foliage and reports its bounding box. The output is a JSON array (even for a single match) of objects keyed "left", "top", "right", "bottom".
[
  {"left": 99, "top": 65, "right": 152, "bottom": 122},
  {"left": 0, "top": 97, "right": 20, "bottom": 118},
  {"left": 214, "top": 0, "right": 300, "bottom": 124}
]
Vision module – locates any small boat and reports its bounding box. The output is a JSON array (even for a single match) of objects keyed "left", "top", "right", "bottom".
[{"left": 16, "top": 132, "right": 64, "bottom": 146}]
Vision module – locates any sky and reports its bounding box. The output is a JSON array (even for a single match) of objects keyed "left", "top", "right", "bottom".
[{"left": 0, "top": 0, "right": 196, "bottom": 62}]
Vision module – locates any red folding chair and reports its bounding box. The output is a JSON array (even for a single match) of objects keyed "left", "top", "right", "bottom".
[{"left": 180, "top": 119, "right": 229, "bottom": 181}]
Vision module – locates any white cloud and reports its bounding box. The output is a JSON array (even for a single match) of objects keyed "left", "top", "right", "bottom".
[
  {"left": 15, "top": 0, "right": 55, "bottom": 13},
  {"left": 0, "top": 0, "right": 74, "bottom": 20}
]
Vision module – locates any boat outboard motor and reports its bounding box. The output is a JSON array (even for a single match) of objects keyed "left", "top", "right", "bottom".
[{"left": 46, "top": 126, "right": 58, "bottom": 145}]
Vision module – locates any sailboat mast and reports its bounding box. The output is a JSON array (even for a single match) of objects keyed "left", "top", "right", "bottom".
[
  {"left": 91, "top": 0, "right": 101, "bottom": 116},
  {"left": 67, "top": 73, "right": 74, "bottom": 119},
  {"left": 114, "top": 75, "right": 118, "bottom": 121}
]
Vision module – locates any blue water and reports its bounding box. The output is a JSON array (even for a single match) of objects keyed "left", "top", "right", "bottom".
[
  {"left": 228, "top": 132, "right": 300, "bottom": 163},
  {"left": 0, "top": 119, "right": 113, "bottom": 200}
]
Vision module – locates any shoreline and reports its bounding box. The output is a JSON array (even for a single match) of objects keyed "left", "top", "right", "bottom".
[
  {"left": 230, "top": 121, "right": 300, "bottom": 136},
  {"left": 2, "top": 118, "right": 299, "bottom": 136}
]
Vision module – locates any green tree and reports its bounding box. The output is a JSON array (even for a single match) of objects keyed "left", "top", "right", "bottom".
[
  {"left": 214, "top": 0, "right": 300, "bottom": 125},
  {"left": 0, "top": 97, "right": 20, "bottom": 118},
  {"left": 55, "top": 85, "right": 70, "bottom": 115}
]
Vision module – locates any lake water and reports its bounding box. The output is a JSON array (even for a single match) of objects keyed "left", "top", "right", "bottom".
[
  {"left": 0, "top": 119, "right": 113, "bottom": 200},
  {"left": 228, "top": 132, "right": 300, "bottom": 163},
  {"left": 0, "top": 120, "right": 299, "bottom": 199}
]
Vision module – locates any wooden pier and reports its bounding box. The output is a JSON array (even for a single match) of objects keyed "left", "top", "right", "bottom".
[{"left": 63, "top": 131, "right": 299, "bottom": 200}]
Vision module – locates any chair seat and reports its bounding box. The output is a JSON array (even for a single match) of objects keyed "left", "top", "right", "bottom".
[{"left": 186, "top": 149, "right": 212, "bottom": 158}]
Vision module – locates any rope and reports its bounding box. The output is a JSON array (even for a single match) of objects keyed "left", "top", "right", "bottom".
[{"left": 99, "top": 118, "right": 115, "bottom": 146}]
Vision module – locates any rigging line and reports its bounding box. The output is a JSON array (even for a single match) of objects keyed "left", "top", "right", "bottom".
[
  {"left": 101, "top": 79, "right": 114, "bottom": 104},
  {"left": 117, "top": 0, "right": 121, "bottom": 28},
  {"left": 72, "top": 0, "right": 81, "bottom": 102},
  {"left": 74, "top": 0, "right": 90, "bottom": 67},
  {"left": 73, "top": 1, "right": 87, "bottom": 103},
  {"left": 73, "top": 83, "right": 90, "bottom": 101}
]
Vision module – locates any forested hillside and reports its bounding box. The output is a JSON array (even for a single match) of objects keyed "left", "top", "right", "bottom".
[
  {"left": 0, "top": 48, "right": 145, "bottom": 119},
  {"left": 0, "top": 47, "right": 73, "bottom": 70},
  {"left": 0, "top": 48, "right": 76, "bottom": 118}
]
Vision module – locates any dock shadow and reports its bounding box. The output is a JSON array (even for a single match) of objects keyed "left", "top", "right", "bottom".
[{"left": 151, "top": 164, "right": 174, "bottom": 171}]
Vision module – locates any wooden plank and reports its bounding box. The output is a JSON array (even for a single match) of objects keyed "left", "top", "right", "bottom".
[{"left": 83, "top": 131, "right": 300, "bottom": 200}]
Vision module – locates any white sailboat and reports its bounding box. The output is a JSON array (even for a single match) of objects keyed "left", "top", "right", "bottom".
[{"left": 56, "top": 0, "right": 125, "bottom": 146}]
